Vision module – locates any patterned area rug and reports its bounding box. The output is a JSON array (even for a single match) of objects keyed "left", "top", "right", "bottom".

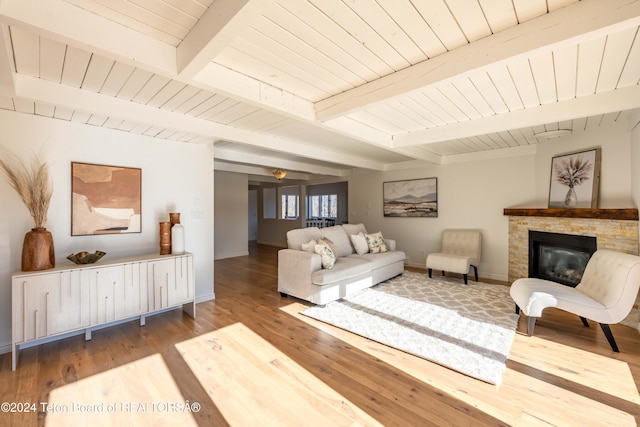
[{"left": 301, "top": 271, "right": 519, "bottom": 385}]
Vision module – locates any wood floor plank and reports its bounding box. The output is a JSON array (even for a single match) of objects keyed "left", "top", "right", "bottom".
[{"left": 0, "top": 242, "right": 639, "bottom": 426}]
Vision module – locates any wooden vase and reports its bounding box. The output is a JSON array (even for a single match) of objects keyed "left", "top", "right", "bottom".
[
  {"left": 159, "top": 222, "right": 171, "bottom": 255},
  {"left": 22, "top": 227, "right": 55, "bottom": 271}
]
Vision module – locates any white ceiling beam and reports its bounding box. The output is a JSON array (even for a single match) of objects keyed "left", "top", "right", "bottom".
[
  {"left": 315, "top": 0, "right": 640, "bottom": 121},
  {"left": 14, "top": 74, "right": 386, "bottom": 171},
  {"left": 393, "top": 85, "right": 640, "bottom": 147},
  {"left": 0, "top": 0, "right": 176, "bottom": 75},
  {"left": 194, "top": 62, "right": 317, "bottom": 122},
  {"left": 177, "top": 0, "right": 272, "bottom": 79},
  {"left": 214, "top": 146, "right": 345, "bottom": 176},
  {"left": 214, "top": 160, "right": 313, "bottom": 181},
  {"left": 195, "top": 64, "right": 401, "bottom": 151},
  {"left": 0, "top": 25, "right": 15, "bottom": 96},
  {"left": 391, "top": 147, "right": 442, "bottom": 165}
]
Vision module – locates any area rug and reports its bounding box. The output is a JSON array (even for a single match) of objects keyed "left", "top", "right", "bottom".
[{"left": 301, "top": 271, "right": 519, "bottom": 385}]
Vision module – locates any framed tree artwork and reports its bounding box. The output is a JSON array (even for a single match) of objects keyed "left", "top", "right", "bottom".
[
  {"left": 548, "top": 148, "right": 600, "bottom": 209},
  {"left": 71, "top": 162, "right": 142, "bottom": 235}
]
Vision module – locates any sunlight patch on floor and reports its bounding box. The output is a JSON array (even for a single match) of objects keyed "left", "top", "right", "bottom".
[
  {"left": 46, "top": 354, "right": 197, "bottom": 426},
  {"left": 509, "top": 333, "right": 640, "bottom": 405},
  {"left": 175, "top": 321, "right": 382, "bottom": 427},
  {"left": 282, "top": 302, "right": 638, "bottom": 427}
]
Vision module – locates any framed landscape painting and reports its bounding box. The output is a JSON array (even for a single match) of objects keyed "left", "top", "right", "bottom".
[
  {"left": 383, "top": 178, "right": 437, "bottom": 217},
  {"left": 548, "top": 148, "right": 600, "bottom": 209},
  {"left": 71, "top": 162, "right": 142, "bottom": 235}
]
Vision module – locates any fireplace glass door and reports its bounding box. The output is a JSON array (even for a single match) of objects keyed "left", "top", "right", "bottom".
[{"left": 529, "top": 231, "right": 597, "bottom": 287}]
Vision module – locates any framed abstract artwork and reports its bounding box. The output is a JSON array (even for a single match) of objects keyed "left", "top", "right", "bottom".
[
  {"left": 71, "top": 162, "right": 142, "bottom": 235},
  {"left": 383, "top": 178, "right": 437, "bottom": 217},
  {"left": 548, "top": 148, "right": 600, "bottom": 209}
]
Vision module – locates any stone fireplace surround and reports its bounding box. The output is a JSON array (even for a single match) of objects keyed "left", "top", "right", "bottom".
[{"left": 504, "top": 208, "right": 639, "bottom": 284}]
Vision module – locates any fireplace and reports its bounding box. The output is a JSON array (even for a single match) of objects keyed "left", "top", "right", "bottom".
[{"left": 528, "top": 231, "right": 597, "bottom": 287}]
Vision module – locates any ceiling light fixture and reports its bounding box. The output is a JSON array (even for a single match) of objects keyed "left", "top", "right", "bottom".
[
  {"left": 533, "top": 129, "right": 572, "bottom": 139},
  {"left": 272, "top": 168, "right": 287, "bottom": 180}
]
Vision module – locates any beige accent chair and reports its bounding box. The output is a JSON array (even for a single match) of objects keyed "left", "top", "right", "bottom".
[
  {"left": 510, "top": 249, "right": 640, "bottom": 352},
  {"left": 426, "top": 229, "right": 482, "bottom": 284}
]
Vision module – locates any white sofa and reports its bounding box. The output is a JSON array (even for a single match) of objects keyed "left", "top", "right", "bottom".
[{"left": 278, "top": 223, "right": 406, "bottom": 305}]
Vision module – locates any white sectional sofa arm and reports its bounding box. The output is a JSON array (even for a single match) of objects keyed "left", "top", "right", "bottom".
[
  {"left": 385, "top": 238, "right": 396, "bottom": 252},
  {"left": 278, "top": 249, "right": 322, "bottom": 295}
]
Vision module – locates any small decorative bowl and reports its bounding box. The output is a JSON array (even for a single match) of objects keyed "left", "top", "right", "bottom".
[{"left": 67, "top": 251, "right": 107, "bottom": 264}]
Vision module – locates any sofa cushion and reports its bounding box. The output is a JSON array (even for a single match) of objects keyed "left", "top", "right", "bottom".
[
  {"left": 287, "top": 227, "right": 323, "bottom": 250},
  {"left": 320, "top": 225, "right": 353, "bottom": 257},
  {"left": 343, "top": 223, "right": 367, "bottom": 237},
  {"left": 311, "top": 257, "right": 371, "bottom": 285},
  {"left": 365, "top": 231, "right": 388, "bottom": 253},
  {"left": 350, "top": 232, "right": 369, "bottom": 255},
  {"left": 314, "top": 242, "right": 336, "bottom": 269},
  {"left": 301, "top": 239, "right": 317, "bottom": 252},
  {"left": 349, "top": 251, "right": 406, "bottom": 269}
]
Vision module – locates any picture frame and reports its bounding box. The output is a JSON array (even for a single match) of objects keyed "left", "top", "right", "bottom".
[
  {"left": 383, "top": 178, "right": 437, "bottom": 217},
  {"left": 548, "top": 148, "right": 600, "bottom": 209},
  {"left": 71, "top": 162, "right": 142, "bottom": 235}
]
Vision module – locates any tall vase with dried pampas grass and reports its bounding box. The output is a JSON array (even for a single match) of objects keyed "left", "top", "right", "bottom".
[{"left": 0, "top": 152, "right": 55, "bottom": 271}]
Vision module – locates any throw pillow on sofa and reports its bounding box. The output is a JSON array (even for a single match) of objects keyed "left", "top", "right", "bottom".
[
  {"left": 314, "top": 241, "right": 336, "bottom": 269},
  {"left": 301, "top": 239, "right": 317, "bottom": 252},
  {"left": 350, "top": 232, "right": 369, "bottom": 255},
  {"left": 365, "top": 231, "right": 388, "bottom": 254}
]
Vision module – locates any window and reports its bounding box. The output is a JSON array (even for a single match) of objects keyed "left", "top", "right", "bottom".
[
  {"left": 308, "top": 194, "right": 337, "bottom": 218},
  {"left": 280, "top": 186, "right": 299, "bottom": 219},
  {"left": 281, "top": 194, "right": 299, "bottom": 219}
]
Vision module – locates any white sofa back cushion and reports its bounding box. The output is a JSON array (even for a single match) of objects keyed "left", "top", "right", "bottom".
[
  {"left": 320, "top": 225, "right": 354, "bottom": 257},
  {"left": 343, "top": 223, "right": 367, "bottom": 236},
  {"left": 287, "top": 227, "right": 323, "bottom": 251}
]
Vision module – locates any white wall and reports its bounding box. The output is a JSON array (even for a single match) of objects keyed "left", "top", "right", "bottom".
[
  {"left": 0, "top": 110, "right": 214, "bottom": 353},
  {"left": 349, "top": 153, "right": 535, "bottom": 280},
  {"left": 248, "top": 189, "right": 257, "bottom": 240},
  {"left": 348, "top": 120, "right": 635, "bottom": 281},
  {"left": 534, "top": 124, "right": 634, "bottom": 208},
  {"left": 214, "top": 171, "right": 248, "bottom": 259}
]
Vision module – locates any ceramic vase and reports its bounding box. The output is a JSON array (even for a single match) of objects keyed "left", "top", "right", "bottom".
[
  {"left": 171, "top": 223, "right": 185, "bottom": 254},
  {"left": 22, "top": 227, "right": 55, "bottom": 271}
]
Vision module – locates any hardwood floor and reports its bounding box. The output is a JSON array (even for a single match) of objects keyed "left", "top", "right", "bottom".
[{"left": 1, "top": 242, "right": 639, "bottom": 426}]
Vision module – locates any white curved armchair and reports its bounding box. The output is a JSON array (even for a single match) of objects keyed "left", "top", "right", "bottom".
[{"left": 510, "top": 249, "right": 640, "bottom": 352}]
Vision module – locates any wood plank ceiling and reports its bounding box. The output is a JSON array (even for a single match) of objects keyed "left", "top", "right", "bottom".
[{"left": 0, "top": 0, "right": 638, "bottom": 180}]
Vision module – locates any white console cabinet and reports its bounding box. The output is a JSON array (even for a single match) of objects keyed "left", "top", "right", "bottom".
[{"left": 12, "top": 252, "right": 195, "bottom": 370}]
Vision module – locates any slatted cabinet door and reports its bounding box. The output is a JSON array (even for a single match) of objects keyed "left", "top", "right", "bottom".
[
  {"left": 14, "top": 271, "right": 90, "bottom": 343},
  {"left": 92, "top": 265, "right": 124, "bottom": 324},
  {"left": 148, "top": 258, "right": 175, "bottom": 310},
  {"left": 114, "top": 262, "right": 148, "bottom": 320},
  {"left": 168, "top": 255, "right": 193, "bottom": 306},
  {"left": 148, "top": 255, "right": 194, "bottom": 310}
]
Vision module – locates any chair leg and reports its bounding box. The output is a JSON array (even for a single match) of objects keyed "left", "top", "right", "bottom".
[
  {"left": 599, "top": 324, "right": 620, "bottom": 352},
  {"left": 579, "top": 316, "right": 590, "bottom": 328},
  {"left": 527, "top": 316, "right": 536, "bottom": 336},
  {"left": 428, "top": 268, "right": 432, "bottom": 278},
  {"left": 463, "top": 274, "right": 468, "bottom": 284},
  {"left": 472, "top": 265, "right": 478, "bottom": 281}
]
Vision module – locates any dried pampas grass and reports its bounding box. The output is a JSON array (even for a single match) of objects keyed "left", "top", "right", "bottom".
[{"left": 0, "top": 152, "right": 52, "bottom": 228}]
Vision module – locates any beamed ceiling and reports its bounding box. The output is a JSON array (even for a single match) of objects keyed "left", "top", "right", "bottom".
[{"left": 0, "top": 0, "right": 639, "bottom": 182}]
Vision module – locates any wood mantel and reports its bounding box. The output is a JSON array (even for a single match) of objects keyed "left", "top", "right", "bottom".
[{"left": 503, "top": 208, "right": 638, "bottom": 221}]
